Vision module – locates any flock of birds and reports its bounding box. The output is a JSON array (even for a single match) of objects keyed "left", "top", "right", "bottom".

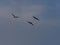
[{"left": 11, "top": 13, "right": 40, "bottom": 26}]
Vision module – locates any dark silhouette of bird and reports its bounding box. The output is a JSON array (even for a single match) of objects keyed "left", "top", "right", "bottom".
[
  {"left": 27, "top": 21, "right": 34, "bottom": 26},
  {"left": 32, "top": 16, "right": 39, "bottom": 21},
  {"left": 11, "top": 13, "right": 19, "bottom": 18}
]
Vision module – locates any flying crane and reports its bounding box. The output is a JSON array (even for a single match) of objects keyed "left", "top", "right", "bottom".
[
  {"left": 27, "top": 21, "right": 34, "bottom": 26},
  {"left": 32, "top": 16, "right": 40, "bottom": 21}
]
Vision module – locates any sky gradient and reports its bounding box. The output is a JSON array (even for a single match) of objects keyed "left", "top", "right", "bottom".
[{"left": 0, "top": 0, "right": 60, "bottom": 45}]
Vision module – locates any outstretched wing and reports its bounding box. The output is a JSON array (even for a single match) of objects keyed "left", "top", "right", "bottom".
[
  {"left": 11, "top": 13, "right": 19, "bottom": 18},
  {"left": 11, "top": 13, "right": 15, "bottom": 17}
]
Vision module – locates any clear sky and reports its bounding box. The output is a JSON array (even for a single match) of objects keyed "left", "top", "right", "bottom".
[{"left": 0, "top": 0, "right": 60, "bottom": 45}]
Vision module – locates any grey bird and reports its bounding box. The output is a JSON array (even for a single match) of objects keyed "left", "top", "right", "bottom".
[
  {"left": 32, "top": 16, "right": 39, "bottom": 21},
  {"left": 27, "top": 21, "right": 34, "bottom": 26},
  {"left": 11, "top": 13, "right": 19, "bottom": 18}
]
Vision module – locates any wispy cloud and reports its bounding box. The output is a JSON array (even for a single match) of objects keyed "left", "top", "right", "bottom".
[
  {"left": 0, "top": 0, "right": 59, "bottom": 31},
  {"left": 0, "top": 3, "right": 46, "bottom": 20},
  {"left": 20, "top": 5, "right": 46, "bottom": 21}
]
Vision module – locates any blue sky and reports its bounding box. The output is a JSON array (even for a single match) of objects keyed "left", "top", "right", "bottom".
[{"left": 0, "top": 0, "right": 60, "bottom": 45}]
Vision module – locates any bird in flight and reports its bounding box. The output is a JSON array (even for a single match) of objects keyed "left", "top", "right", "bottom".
[
  {"left": 32, "top": 16, "right": 40, "bottom": 21},
  {"left": 11, "top": 13, "right": 19, "bottom": 18},
  {"left": 27, "top": 21, "right": 34, "bottom": 26}
]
